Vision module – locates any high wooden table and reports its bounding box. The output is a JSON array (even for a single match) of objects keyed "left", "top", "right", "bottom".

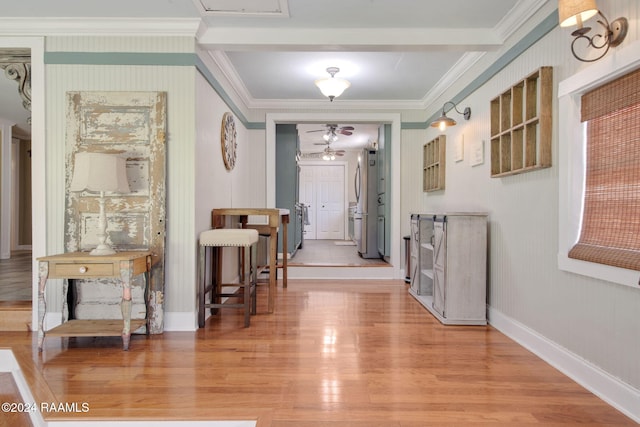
[
  {"left": 36, "top": 251, "right": 152, "bottom": 351},
  {"left": 211, "top": 208, "right": 289, "bottom": 313}
]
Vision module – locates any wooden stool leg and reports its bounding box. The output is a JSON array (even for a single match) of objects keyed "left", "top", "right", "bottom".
[
  {"left": 251, "top": 243, "right": 257, "bottom": 315},
  {"left": 198, "top": 245, "right": 206, "bottom": 328},
  {"left": 243, "top": 244, "right": 251, "bottom": 327},
  {"left": 212, "top": 246, "right": 221, "bottom": 316}
]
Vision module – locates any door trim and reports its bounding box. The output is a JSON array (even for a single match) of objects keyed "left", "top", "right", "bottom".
[{"left": 265, "top": 112, "right": 402, "bottom": 280}]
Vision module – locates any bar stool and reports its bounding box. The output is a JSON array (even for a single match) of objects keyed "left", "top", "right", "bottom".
[{"left": 198, "top": 228, "right": 259, "bottom": 328}]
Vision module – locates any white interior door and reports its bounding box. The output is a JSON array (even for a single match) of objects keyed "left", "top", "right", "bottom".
[
  {"left": 316, "top": 165, "right": 344, "bottom": 239},
  {"left": 299, "top": 163, "right": 346, "bottom": 240}
]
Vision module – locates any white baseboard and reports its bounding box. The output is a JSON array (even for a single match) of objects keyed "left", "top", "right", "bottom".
[
  {"left": 488, "top": 306, "right": 640, "bottom": 423},
  {"left": 163, "top": 311, "right": 197, "bottom": 331}
]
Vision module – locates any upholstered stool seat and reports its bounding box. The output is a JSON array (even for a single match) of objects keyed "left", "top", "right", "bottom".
[
  {"left": 198, "top": 228, "right": 259, "bottom": 328},
  {"left": 200, "top": 229, "right": 260, "bottom": 247}
]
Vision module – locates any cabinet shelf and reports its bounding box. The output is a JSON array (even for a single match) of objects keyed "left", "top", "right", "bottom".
[
  {"left": 490, "top": 67, "right": 552, "bottom": 177},
  {"left": 421, "top": 268, "right": 434, "bottom": 279}
]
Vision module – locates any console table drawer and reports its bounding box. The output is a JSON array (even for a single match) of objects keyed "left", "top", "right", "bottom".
[{"left": 51, "top": 262, "right": 115, "bottom": 278}]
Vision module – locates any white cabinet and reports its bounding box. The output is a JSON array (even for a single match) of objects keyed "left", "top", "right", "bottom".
[{"left": 409, "top": 213, "right": 488, "bottom": 325}]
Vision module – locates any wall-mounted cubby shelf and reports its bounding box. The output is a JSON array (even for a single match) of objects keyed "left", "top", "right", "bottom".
[
  {"left": 423, "top": 135, "right": 446, "bottom": 192},
  {"left": 490, "top": 66, "right": 552, "bottom": 177}
]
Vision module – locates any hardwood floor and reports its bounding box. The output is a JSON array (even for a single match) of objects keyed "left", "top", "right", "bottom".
[
  {"left": 1, "top": 279, "right": 635, "bottom": 426},
  {"left": 0, "top": 250, "right": 32, "bottom": 301}
]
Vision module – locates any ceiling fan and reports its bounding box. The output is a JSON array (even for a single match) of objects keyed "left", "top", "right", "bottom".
[
  {"left": 307, "top": 124, "right": 355, "bottom": 144},
  {"left": 308, "top": 145, "right": 345, "bottom": 160}
]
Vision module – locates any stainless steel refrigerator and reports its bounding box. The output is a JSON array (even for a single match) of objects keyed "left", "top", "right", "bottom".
[{"left": 354, "top": 149, "right": 380, "bottom": 258}]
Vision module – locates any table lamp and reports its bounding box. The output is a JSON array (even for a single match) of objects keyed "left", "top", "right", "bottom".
[{"left": 69, "top": 151, "right": 130, "bottom": 255}]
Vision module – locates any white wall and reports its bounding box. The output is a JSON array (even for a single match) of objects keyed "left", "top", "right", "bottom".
[
  {"left": 43, "top": 37, "right": 197, "bottom": 327},
  {"left": 400, "top": 0, "right": 640, "bottom": 419},
  {"left": 193, "top": 71, "right": 266, "bottom": 324}
]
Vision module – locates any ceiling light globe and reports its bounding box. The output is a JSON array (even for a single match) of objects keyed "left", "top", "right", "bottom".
[
  {"left": 315, "top": 67, "right": 351, "bottom": 101},
  {"left": 315, "top": 78, "right": 351, "bottom": 99}
]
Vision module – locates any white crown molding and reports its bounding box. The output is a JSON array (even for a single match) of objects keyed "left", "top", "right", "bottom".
[
  {"left": 207, "top": 50, "right": 256, "bottom": 109},
  {"left": 0, "top": 18, "right": 201, "bottom": 36},
  {"left": 494, "top": 0, "right": 551, "bottom": 42},
  {"left": 421, "top": 51, "right": 486, "bottom": 109}
]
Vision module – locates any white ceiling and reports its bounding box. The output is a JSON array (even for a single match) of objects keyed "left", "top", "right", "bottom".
[{"left": 0, "top": 0, "right": 549, "bottom": 147}]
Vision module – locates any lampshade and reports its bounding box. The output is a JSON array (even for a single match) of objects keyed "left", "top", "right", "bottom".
[
  {"left": 430, "top": 114, "right": 457, "bottom": 132},
  {"left": 70, "top": 152, "right": 130, "bottom": 193},
  {"left": 315, "top": 67, "right": 351, "bottom": 101},
  {"left": 558, "top": 0, "right": 598, "bottom": 27},
  {"left": 430, "top": 101, "right": 471, "bottom": 131}
]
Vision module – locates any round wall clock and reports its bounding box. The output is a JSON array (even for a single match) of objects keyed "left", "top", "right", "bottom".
[{"left": 220, "top": 112, "right": 237, "bottom": 170}]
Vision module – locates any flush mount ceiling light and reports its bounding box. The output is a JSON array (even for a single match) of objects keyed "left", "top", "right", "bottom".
[
  {"left": 558, "top": 0, "right": 628, "bottom": 62},
  {"left": 430, "top": 101, "right": 471, "bottom": 132},
  {"left": 315, "top": 67, "right": 351, "bottom": 102}
]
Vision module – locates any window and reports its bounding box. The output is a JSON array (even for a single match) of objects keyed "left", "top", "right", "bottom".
[
  {"left": 568, "top": 68, "right": 640, "bottom": 271},
  {"left": 558, "top": 39, "right": 640, "bottom": 288}
]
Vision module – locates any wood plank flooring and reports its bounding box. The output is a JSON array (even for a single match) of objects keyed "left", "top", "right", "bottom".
[
  {"left": 0, "top": 250, "right": 32, "bottom": 301},
  {"left": 1, "top": 279, "right": 635, "bottom": 426}
]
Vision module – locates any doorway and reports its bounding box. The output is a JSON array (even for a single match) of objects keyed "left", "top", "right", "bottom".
[
  {"left": 0, "top": 47, "right": 33, "bottom": 303},
  {"left": 0, "top": 37, "right": 45, "bottom": 329},
  {"left": 269, "top": 114, "right": 400, "bottom": 277}
]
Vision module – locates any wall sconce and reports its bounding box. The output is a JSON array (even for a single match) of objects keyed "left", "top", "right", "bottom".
[
  {"left": 315, "top": 67, "right": 351, "bottom": 102},
  {"left": 558, "top": 0, "right": 628, "bottom": 62},
  {"left": 70, "top": 151, "right": 131, "bottom": 255},
  {"left": 430, "top": 101, "right": 471, "bottom": 132}
]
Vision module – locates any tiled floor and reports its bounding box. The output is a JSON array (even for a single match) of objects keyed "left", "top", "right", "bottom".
[
  {"left": 0, "top": 251, "right": 32, "bottom": 301},
  {"left": 289, "top": 239, "right": 388, "bottom": 266}
]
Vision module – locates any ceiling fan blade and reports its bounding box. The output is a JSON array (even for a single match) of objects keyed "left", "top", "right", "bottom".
[
  {"left": 339, "top": 126, "right": 355, "bottom": 131},
  {"left": 313, "top": 142, "right": 330, "bottom": 145},
  {"left": 306, "top": 129, "right": 325, "bottom": 133},
  {"left": 338, "top": 130, "right": 353, "bottom": 135}
]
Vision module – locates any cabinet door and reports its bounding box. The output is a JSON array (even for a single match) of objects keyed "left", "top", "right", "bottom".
[
  {"left": 417, "top": 216, "right": 434, "bottom": 295},
  {"left": 432, "top": 220, "right": 446, "bottom": 316},
  {"left": 409, "top": 219, "right": 420, "bottom": 293}
]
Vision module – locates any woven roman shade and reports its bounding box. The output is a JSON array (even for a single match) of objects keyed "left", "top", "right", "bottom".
[{"left": 568, "top": 67, "right": 640, "bottom": 271}]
